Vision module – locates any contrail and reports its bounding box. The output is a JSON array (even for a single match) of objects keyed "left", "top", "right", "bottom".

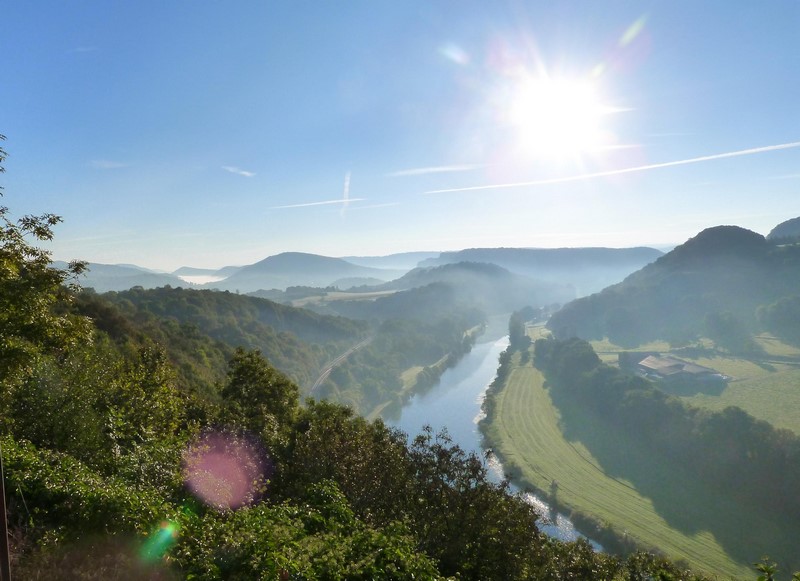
[
  {"left": 425, "top": 141, "right": 800, "bottom": 194},
  {"left": 340, "top": 171, "right": 351, "bottom": 216},
  {"left": 222, "top": 165, "right": 256, "bottom": 178},
  {"left": 271, "top": 198, "right": 365, "bottom": 209},
  {"left": 387, "top": 164, "right": 483, "bottom": 177}
]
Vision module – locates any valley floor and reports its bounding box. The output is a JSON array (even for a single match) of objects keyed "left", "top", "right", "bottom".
[{"left": 481, "top": 328, "right": 800, "bottom": 578}]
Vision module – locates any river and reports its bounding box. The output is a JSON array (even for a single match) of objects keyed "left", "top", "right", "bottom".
[{"left": 387, "top": 334, "right": 598, "bottom": 545}]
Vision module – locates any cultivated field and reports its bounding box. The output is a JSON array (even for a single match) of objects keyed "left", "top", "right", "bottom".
[
  {"left": 590, "top": 334, "right": 800, "bottom": 434},
  {"left": 484, "top": 347, "right": 800, "bottom": 577},
  {"left": 289, "top": 290, "right": 397, "bottom": 308}
]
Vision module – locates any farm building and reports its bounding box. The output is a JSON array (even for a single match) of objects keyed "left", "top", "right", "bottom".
[{"left": 635, "top": 354, "right": 727, "bottom": 384}]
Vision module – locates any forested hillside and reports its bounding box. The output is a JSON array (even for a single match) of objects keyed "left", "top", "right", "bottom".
[
  {"left": 76, "top": 285, "right": 488, "bottom": 417},
  {"left": 0, "top": 126, "right": 756, "bottom": 578},
  {"left": 547, "top": 226, "right": 800, "bottom": 348},
  {"left": 317, "top": 314, "right": 483, "bottom": 416},
  {"left": 75, "top": 287, "right": 367, "bottom": 394}
]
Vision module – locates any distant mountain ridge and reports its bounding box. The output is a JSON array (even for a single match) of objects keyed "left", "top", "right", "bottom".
[
  {"left": 206, "top": 252, "right": 406, "bottom": 292},
  {"left": 326, "top": 261, "right": 575, "bottom": 319},
  {"left": 767, "top": 216, "right": 800, "bottom": 241},
  {"left": 342, "top": 251, "right": 440, "bottom": 270},
  {"left": 377, "top": 261, "right": 529, "bottom": 291},
  {"left": 419, "top": 246, "right": 663, "bottom": 296},
  {"left": 55, "top": 261, "right": 189, "bottom": 292},
  {"left": 211, "top": 247, "right": 661, "bottom": 295},
  {"left": 60, "top": 246, "right": 662, "bottom": 295},
  {"left": 172, "top": 265, "right": 243, "bottom": 277}
]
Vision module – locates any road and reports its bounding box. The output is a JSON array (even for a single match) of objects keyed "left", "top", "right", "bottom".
[{"left": 309, "top": 337, "right": 373, "bottom": 396}]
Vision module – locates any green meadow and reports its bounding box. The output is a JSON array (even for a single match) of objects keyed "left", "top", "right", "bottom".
[
  {"left": 483, "top": 327, "right": 800, "bottom": 577},
  {"left": 289, "top": 290, "right": 398, "bottom": 308},
  {"left": 590, "top": 334, "right": 800, "bottom": 434}
]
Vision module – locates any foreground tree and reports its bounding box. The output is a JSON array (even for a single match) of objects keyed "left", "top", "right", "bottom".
[
  {"left": 221, "top": 347, "right": 300, "bottom": 445},
  {"left": 0, "top": 138, "right": 89, "bottom": 384}
]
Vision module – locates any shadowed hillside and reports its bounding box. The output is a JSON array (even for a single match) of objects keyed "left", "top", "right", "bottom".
[
  {"left": 373, "top": 261, "right": 575, "bottom": 315},
  {"left": 767, "top": 216, "right": 800, "bottom": 242},
  {"left": 86, "top": 286, "right": 368, "bottom": 390},
  {"left": 547, "top": 226, "right": 800, "bottom": 348}
]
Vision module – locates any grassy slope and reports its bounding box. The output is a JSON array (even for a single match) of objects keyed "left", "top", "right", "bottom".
[{"left": 486, "top": 328, "right": 800, "bottom": 578}]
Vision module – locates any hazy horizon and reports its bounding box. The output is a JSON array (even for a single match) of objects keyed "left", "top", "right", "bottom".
[
  {"left": 2, "top": 2, "right": 798, "bottom": 271},
  {"left": 73, "top": 242, "right": 682, "bottom": 275}
]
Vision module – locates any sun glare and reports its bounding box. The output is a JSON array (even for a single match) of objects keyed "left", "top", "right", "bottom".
[{"left": 506, "top": 77, "right": 615, "bottom": 158}]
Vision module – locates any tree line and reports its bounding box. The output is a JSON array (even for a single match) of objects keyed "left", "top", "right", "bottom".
[{"left": 533, "top": 338, "right": 800, "bottom": 553}]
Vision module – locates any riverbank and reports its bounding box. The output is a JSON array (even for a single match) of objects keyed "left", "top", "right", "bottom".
[
  {"left": 365, "top": 323, "right": 485, "bottom": 421},
  {"left": 478, "top": 341, "right": 756, "bottom": 579},
  {"left": 479, "top": 345, "right": 638, "bottom": 556},
  {"left": 367, "top": 314, "right": 511, "bottom": 421},
  {"left": 384, "top": 326, "right": 597, "bottom": 545}
]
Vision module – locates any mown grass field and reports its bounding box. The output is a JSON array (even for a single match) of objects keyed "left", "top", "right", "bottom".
[
  {"left": 590, "top": 334, "right": 800, "bottom": 434},
  {"left": 485, "top": 344, "right": 800, "bottom": 578}
]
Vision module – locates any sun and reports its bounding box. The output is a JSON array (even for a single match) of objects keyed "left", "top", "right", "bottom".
[{"left": 506, "top": 76, "right": 615, "bottom": 159}]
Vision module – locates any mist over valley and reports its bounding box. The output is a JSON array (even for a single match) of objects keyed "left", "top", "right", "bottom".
[{"left": 4, "top": 1, "right": 800, "bottom": 577}]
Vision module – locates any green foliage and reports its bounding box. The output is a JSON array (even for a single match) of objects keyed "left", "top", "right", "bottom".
[
  {"left": 758, "top": 295, "right": 800, "bottom": 343},
  {"left": 173, "top": 482, "right": 444, "bottom": 580},
  {"left": 1, "top": 435, "right": 170, "bottom": 546},
  {"left": 404, "top": 428, "right": 544, "bottom": 580},
  {"left": 278, "top": 400, "right": 411, "bottom": 525},
  {"left": 754, "top": 558, "right": 778, "bottom": 581},
  {"left": 2, "top": 340, "right": 189, "bottom": 486},
  {"left": 623, "top": 551, "right": 709, "bottom": 581},
  {"left": 750, "top": 557, "right": 800, "bottom": 581},
  {"left": 97, "top": 286, "right": 367, "bottom": 389},
  {"left": 221, "top": 348, "right": 299, "bottom": 444},
  {"left": 0, "top": 206, "right": 90, "bottom": 381},
  {"left": 703, "top": 311, "right": 760, "bottom": 354},
  {"left": 279, "top": 401, "right": 549, "bottom": 579},
  {"left": 508, "top": 309, "right": 531, "bottom": 349}
]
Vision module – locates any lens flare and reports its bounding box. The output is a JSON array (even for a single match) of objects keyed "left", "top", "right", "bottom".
[
  {"left": 140, "top": 520, "right": 180, "bottom": 563},
  {"left": 619, "top": 16, "right": 647, "bottom": 47},
  {"left": 183, "top": 431, "right": 271, "bottom": 510},
  {"left": 440, "top": 42, "right": 471, "bottom": 66}
]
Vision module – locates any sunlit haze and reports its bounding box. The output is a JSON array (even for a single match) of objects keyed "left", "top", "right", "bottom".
[{"left": 2, "top": 2, "right": 799, "bottom": 271}]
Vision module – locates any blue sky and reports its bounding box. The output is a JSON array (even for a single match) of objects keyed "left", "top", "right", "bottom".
[{"left": 2, "top": 1, "right": 799, "bottom": 270}]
